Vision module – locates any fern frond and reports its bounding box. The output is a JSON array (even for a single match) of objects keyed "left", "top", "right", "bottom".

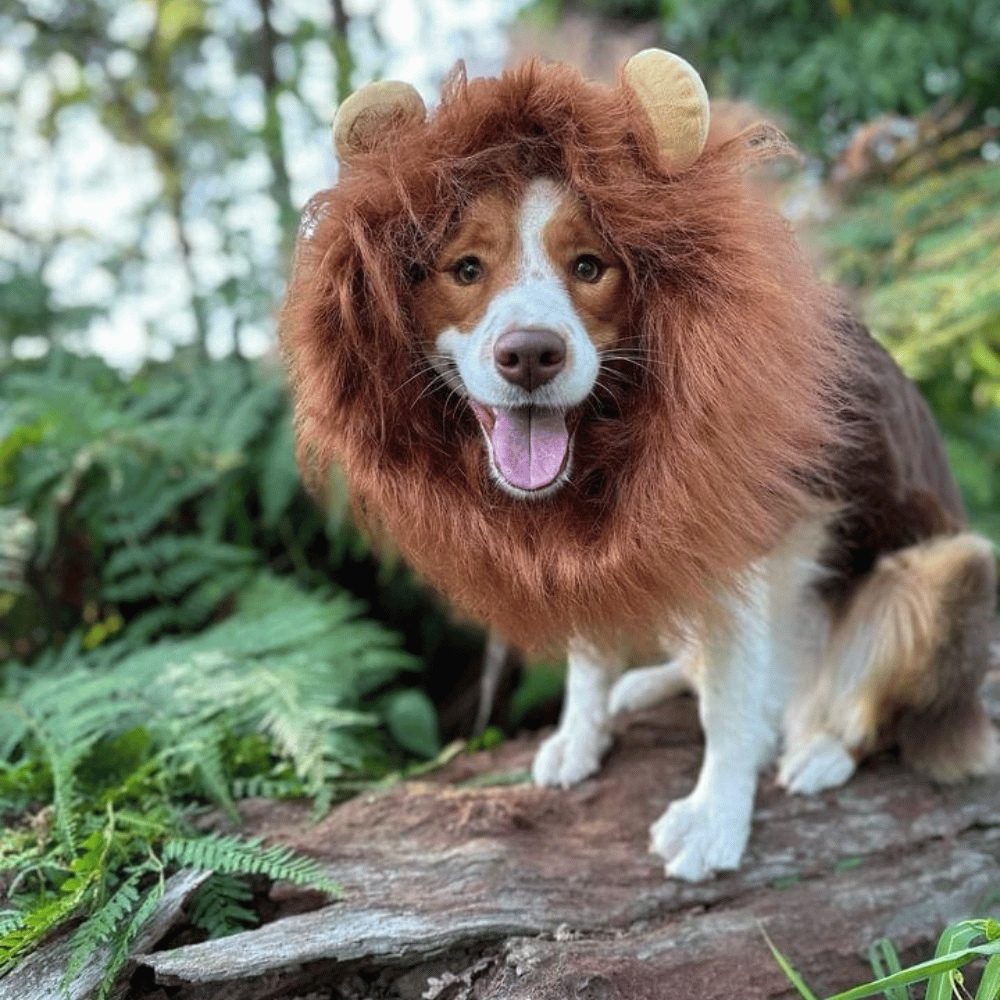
[
  {"left": 231, "top": 775, "right": 303, "bottom": 800},
  {"left": 0, "top": 875, "right": 94, "bottom": 973},
  {"left": 216, "top": 381, "right": 283, "bottom": 454},
  {"left": 160, "top": 730, "right": 238, "bottom": 821},
  {"left": 161, "top": 835, "right": 339, "bottom": 895},
  {"left": 93, "top": 878, "right": 165, "bottom": 1000},
  {"left": 0, "top": 701, "right": 30, "bottom": 764},
  {"left": 102, "top": 536, "right": 256, "bottom": 596},
  {"left": 62, "top": 870, "right": 143, "bottom": 985},
  {"left": 186, "top": 873, "right": 257, "bottom": 939},
  {"left": 101, "top": 470, "right": 221, "bottom": 544},
  {"left": 259, "top": 414, "right": 300, "bottom": 528},
  {"left": 36, "top": 731, "right": 81, "bottom": 857}
]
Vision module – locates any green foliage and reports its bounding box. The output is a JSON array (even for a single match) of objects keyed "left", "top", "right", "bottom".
[
  {"left": 768, "top": 917, "right": 1000, "bottom": 1000},
  {"left": 824, "top": 160, "right": 1000, "bottom": 540},
  {"left": 0, "top": 569, "right": 411, "bottom": 991},
  {"left": 162, "top": 835, "right": 336, "bottom": 889},
  {"left": 383, "top": 688, "right": 442, "bottom": 759},
  {"left": 509, "top": 662, "right": 566, "bottom": 730},
  {"left": 656, "top": 0, "right": 1000, "bottom": 156},
  {"left": 0, "top": 350, "right": 473, "bottom": 989},
  {"left": 0, "top": 351, "right": 367, "bottom": 653},
  {"left": 1, "top": 569, "right": 419, "bottom": 813},
  {"left": 186, "top": 872, "right": 258, "bottom": 940}
]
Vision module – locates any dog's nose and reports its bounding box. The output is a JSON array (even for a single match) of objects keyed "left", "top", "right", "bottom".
[{"left": 494, "top": 329, "right": 566, "bottom": 392}]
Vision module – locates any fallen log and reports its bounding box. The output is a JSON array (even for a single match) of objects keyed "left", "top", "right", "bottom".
[{"left": 135, "top": 678, "right": 1000, "bottom": 999}]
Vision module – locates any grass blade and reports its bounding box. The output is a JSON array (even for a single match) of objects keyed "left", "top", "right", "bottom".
[
  {"left": 867, "top": 938, "right": 910, "bottom": 1000},
  {"left": 976, "top": 954, "right": 1000, "bottom": 1000},
  {"left": 760, "top": 924, "right": 820, "bottom": 1000},
  {"left": 825, "top": 941, "right": 1000, "bottom": 1000},
  {"left": 926, "top": 923, "right": 989, "bottom": 1000}
]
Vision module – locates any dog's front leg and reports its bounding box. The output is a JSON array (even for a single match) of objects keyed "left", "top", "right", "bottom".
[
  {"left": 650, "top": 571, "right": 777, "bottom": 881},
  {"left": 532, "top": 639, "right": 621, "bottom": 788}
]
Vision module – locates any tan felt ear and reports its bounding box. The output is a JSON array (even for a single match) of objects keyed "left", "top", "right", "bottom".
[
  {"left": 333, "top": 80, "right": 426, "bottom": 161},
  {"left": 623, "top": 49, "right": 710, "bottom": 171}
]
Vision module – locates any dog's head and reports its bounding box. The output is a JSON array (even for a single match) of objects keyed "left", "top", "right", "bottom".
[
  {"left": 320, "top": 51, "right": 710, "bottom": 500},
  {"left": 282, "top": 52, "right": 845, "bottom": 647}
]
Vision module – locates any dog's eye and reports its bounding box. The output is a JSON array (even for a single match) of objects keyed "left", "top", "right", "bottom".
[
  {"left": 572, "top": 254, "right": 605, "bottom": 283},
  {"left": 452, "top": 256, "right": 484, "bottom": 285}
]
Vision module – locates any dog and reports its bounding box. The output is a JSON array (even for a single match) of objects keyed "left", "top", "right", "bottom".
[{"left": 281, "top": 50, "right": 998, "bottom": 881}]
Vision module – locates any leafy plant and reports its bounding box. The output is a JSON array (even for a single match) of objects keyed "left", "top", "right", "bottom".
[
  {"left": 653, "top": 0, "right": 1000, "bottom": 157},
  {"left": 767, "top": 917, "right": 1000, "bottom": 1000},
  {"left": 186, "top": 872, "right": 258, "bottom": 940},
  {"left": 0, "top": 346, "right": 468, "bottom": 991},
  {"left": 0, "top": 570, "right": 421, "bottom": 993},
  {"left": 0, "top": 351, "right": 359, "bottom": 649},
  {"left": 0, "top": 349, "right": 478, "bottom": 680},
  {"left": 823, "top": 159, "right": 1000, "bottom": 540}
]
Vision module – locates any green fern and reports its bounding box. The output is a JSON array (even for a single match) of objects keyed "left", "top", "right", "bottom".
[
  {"left": 0, "top": 353, "right": 330, "bottom": 646},
  {"left": 162, "top": 835, "right": 337, "bottom": 893},
  {"left": 95, "top": 877, "right": 165, "bottom": 1000},
  {"left": 231, "top": 774, "right": 304, "bottom": 800},
  {"left": 0, "top": 569, "right": 408, "bottom": 986},
  {"left": 0, "top": 351, "right": 455, "bottom": 993},
  {"left": 186, "top": 873, "right": 258, "bottom": 940},
  {"left": 0, "top": 873, "right": 98, "bottom": 974},
  {"left": 62, "top": 869, "right": 145, "bottom": 985}
]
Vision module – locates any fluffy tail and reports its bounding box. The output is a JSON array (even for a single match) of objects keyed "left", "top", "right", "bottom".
[{"left": 832, "top": 532, "right": 998, "bottom": 780}]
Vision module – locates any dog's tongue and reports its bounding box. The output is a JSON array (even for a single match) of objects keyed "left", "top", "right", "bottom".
[{"left": 489, "top": 408, "right": 569, "bottom": 490}]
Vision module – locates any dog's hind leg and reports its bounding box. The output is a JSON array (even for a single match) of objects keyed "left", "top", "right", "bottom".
[
  {"left": 779, "top": 532, "right": 998, "bottom": 793},
  {"left": 532, "top": 639, "right": 622, "bottom": 788},
  {"left": 893, "top": 535, "right": 998, "bottom": 781}
]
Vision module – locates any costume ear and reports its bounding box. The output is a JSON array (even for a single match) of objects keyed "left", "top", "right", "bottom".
[
  {"left": 623, "top": 49, "right": 710, "bottom": 172},
  {"left": 333, "top": 80, "right": 426, "bottom": 161}
]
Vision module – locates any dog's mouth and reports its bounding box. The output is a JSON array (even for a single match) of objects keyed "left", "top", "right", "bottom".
[{"left": 469, "top": 402, "right": 572, "bottom": 493}]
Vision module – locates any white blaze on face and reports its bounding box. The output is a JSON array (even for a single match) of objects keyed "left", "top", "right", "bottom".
[{"left": 431, "top": 178, "right": 606, "bottom": 497}]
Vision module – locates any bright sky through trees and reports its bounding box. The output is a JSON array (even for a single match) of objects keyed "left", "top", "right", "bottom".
[{"left": 1, "top": 0, "right": 520, "bottom": 369}]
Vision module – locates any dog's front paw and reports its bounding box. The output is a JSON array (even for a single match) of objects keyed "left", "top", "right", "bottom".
[
  {"left": 649, "top": 793, "right": 750, "bottom": 881},
  {"left": 532, "top": 724, "right": 611, "bottom": 788},
  {"left": 777, "top": 731, "right": 855, "bottom": 795}
]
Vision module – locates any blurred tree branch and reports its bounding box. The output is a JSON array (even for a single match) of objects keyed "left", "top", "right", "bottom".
[
  {"left": 257, "top": 0, "right": 296, "bottom": 248},
  {"left": 331, "top": 0, "right": 353, "bottom": 102}
]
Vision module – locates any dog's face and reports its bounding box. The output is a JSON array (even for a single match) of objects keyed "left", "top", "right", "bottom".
[{"left": 415, "top": 178, "right": 626, "bottom": 497}]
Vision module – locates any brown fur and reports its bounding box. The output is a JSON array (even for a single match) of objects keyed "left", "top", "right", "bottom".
[
  {"left": 280, "top": 59, "right": 851, "bottom": 652},
  {"left": 817, "top": 317, "right": 969, "bottom": 612},
  {"left": 889, "top": 534, "right": 998, "bottom": 778},
  {"left": 788, "top": 317, "right": 995, "bottom": 774},
  {"left": 817, "top": 533, "right": 994, "bottom": 763}
]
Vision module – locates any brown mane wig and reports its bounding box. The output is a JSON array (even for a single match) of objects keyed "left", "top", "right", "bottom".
[{"left": 281, "top": 58, "right": 852, "bottom": 652}]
